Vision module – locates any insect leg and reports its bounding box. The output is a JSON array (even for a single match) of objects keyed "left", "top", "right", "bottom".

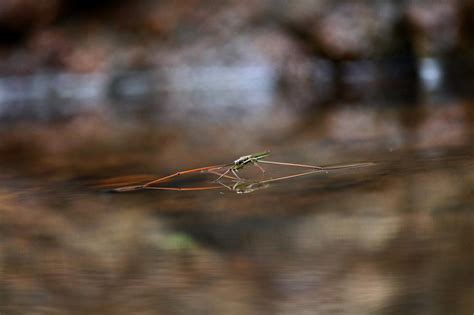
[
  {"left": 208, "top": 169, "right": 239, "bottom": 180},
  {"left": 231, "top": 168, "right": 242, "bottom": 179},
  {"left": 144, "top": 186, "right": 221, "bottom": 191},
  {"left": 215, "top": 168, "right": 231, "bottom": 181},
  {"left": 143, "top": 164, "right": 224, "bottom": 187},
  {"left": 254, "top": 162, "right": 266, "bottom": 174},
  {"left": 217, "top": 181, "right": 233, "bottom": 191}
]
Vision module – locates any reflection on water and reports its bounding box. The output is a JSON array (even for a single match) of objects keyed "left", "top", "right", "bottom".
[{"left": 0, "top": 97, "right": 473, "bottom": 314}]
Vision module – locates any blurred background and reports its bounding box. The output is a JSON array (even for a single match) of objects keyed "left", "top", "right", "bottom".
[{"left": 0, "top": 1, "right": 473, "bottom": 314}]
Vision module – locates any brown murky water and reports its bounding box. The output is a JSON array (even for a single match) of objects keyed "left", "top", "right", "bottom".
[{"left": 0, "top": 98, "right": 473, "bottom": 314}]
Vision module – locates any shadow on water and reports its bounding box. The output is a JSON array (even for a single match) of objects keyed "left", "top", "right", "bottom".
[{"left": 0, "top": 93, "right": 473, "bottom": 314}]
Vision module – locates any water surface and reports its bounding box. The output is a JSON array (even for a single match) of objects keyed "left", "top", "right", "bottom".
[{"left": 0, "top": 98, "right": 473, "bottom": 314}]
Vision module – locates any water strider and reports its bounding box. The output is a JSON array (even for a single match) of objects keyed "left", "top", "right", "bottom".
[
  {"left": 118, "top": 169, "right": 323, "bottom": 194},
  {"left": 104, "top": 151, "right": 375, "bottom": 193},
  {"left": 101, "top": 153, "right": 270, "bottom": 192},
  {"left": 124, "top": 151, "right": 273, "bottom": 189},
  {"left": 214, "top": 151, "right": 271, "bottom": 180}
]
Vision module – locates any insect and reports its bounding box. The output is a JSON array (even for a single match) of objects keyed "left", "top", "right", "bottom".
[
  {"left": 115, "top": 168, "right": 323, "bottom": 194},
  {"left": 214, "top": 151, "right": 271, "bottom": 181},
  {"left": 100, "top": 150, "right": 376, "bottom": 193}
]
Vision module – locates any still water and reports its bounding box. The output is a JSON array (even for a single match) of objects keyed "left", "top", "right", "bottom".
[{"left": 0, "top": 95, "right": 473, "bottom": 314}]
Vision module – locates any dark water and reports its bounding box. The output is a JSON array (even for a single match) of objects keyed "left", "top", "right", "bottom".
[{"left": 0, "top": 96, "right": 473, "bottom": 314}]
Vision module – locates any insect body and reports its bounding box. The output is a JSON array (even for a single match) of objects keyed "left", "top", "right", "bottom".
[
  {"left": 215, "top": 151, "right": 270, "bottom": 181},
  {"left": 233, "top": 151, "right": 270, "bottom": 170}
]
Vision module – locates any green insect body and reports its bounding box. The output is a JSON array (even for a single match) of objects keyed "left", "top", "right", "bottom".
[
  {"left": 232, "top": 151, "right": 270, "bottom": 170},
  {"left": 216, "top": 151, "right": 270, "bottom": 180}
]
